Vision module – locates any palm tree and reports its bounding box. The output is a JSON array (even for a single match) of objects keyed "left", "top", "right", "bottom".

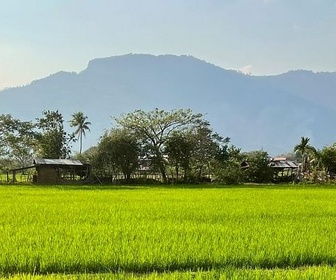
[
  {"left": 294, "top": 137, "right": 317, "bottom": 172},
  {"left": 69, "top": 112, "right": 91, "bottom": 155}
]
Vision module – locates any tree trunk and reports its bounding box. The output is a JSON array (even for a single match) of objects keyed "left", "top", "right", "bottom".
[
  {"left": 126, "top": 172, "right": 131, "bottom": 183},
  {"left": 153, "top": 147, "right": 167, "bottom": 183},
  {"left": 159, "top": 162, "right": 167, "bottom": 183},
  {"left": 79, "top": 132, "right": 83, "bottom": 155}
]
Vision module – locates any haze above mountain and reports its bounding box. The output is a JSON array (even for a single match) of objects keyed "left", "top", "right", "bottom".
[{"left": 1, "top": 54, "right": 336, "bottom": 156}]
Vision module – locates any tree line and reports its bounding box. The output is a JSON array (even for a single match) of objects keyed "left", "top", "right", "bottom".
[
  {"left": 293, "top": 136, "right": 336, "bottom": 183},
  {"left": 1, "top": 108, "right": 336, "bottom": 184},
  {"left": 0, "top": 110, "right": 90, "bottom": 170},
  {"left": 82, "top": 108, "right": 279, "bottom": 184}
]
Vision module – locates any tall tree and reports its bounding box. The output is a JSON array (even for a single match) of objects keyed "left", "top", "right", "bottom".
[
  {"left": 0, "top": 114, "right": 16, "bottom": 156},
  {"left": 69, "top": 112, "right": 91, "bottom": 155},
  {"left": 36, "top": 110, "right": 72, "bottom": 159},
  {"left": 190, "top": 126, "right": 227, "bottom": 181},
  {"left": 115, "top": 108, "right": 205, "bottom": 182},
  {"left": 242, "top": 150, "right": 273, "bottom": 183},
  {"left": 212, "top": 144, "right": 244, "bottom": 185},
  {"left": 165, "top": 130, "right": 194, "bottom": 181},
  {"left": 0, "top": 114, "right": 36, "bottom": 167},
  {"left": 318, "top": 144, "right": 336, "bottom": 175},
  {"left": 95, "top": 129, "right": 140, "bottom": 181},
  {"left": 165, "top": 127, "right": 228, "bottom": 182},
  {"left": 294, "top": 137, "right": 317, "bottom": 173}
]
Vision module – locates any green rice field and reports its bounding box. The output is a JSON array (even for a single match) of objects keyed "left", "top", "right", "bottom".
[{"left": 1, "top": 184, "right": 336, "bottom": 279}]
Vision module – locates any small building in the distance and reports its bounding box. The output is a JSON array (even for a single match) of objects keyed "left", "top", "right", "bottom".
[
  {"left": 268, "top": 157, "right": 298, "bottom": 182},
  {"left": 8, "top": 158, "right": 91, "bottom": 184}
]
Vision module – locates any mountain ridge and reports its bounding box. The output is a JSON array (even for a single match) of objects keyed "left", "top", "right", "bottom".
[{"left": 1, "top": 54, "right": 335, "bottom": 155}]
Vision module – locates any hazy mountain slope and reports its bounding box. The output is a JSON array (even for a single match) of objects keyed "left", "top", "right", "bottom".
[
  {"left": 1, "top": 54, "right": 335, "bottom": 155},
  {"left": 272, "top": 70, "right": 336, "bottom": 108}
]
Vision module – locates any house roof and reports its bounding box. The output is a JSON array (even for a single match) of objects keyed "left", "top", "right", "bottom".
[
  {"left": 268, "top": 159, "right": 298, "bottom": 169},
  {"left": 33, "top": 158, "right": 83, "bottom": 166}
]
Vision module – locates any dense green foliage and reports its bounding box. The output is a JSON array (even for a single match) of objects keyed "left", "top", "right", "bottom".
[
  {"left": 4, "top": 108, "right": 336, "bottom": 184},
  {"left": 319, "top": 144, "right": 336, "bottom": 174},
  {"left": 114, "top": 108, "right": 209, "bottom": 182},
  {"left": 0, "top": 110, "right": 75, "bottom": 166},
  {"left": 242, "top": 150, "right": 273, "bottom": 183},
  {"left": 94, "top": 129, "right": 140, "bottom": 180},
  {"left": 1, "top": 185, "right": 336, "bottom": 278},
  {"left": 36, "top": 110, "right": 72, "bottom": 159},
  {"left": 211, "top": 145, "right": 244, "bottom": 184},
  {"left": 0, "top": 114, "right": 35, "bottom": 168}
]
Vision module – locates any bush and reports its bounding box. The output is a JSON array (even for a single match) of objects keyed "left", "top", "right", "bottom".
[
  {"left": 243, "top": 151, "right": 273, "bottom": 183},
  {"left": 212, "top": 160, "right": 244, "bottom": 185}
]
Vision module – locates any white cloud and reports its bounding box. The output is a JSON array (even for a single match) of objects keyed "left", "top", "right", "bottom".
[{"left": 240, "top": 65, "right": 253, "bottom": 75}]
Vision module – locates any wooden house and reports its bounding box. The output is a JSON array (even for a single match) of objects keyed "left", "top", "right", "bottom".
[{"left": 268, "top": 157, "right": 298, "bottom": 182}]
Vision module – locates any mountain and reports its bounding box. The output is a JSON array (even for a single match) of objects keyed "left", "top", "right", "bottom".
[{"left": 1, "top": 54, "right": 336, "bottom": 155}]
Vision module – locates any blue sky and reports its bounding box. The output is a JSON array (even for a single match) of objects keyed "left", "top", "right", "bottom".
[{"left": 1, "top": 0, "right": 336, "bottom": 89}]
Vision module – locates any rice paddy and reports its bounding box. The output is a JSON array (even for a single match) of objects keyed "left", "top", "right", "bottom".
[{"left": 1, "top": 184, "right": 336, "bottom": 279}]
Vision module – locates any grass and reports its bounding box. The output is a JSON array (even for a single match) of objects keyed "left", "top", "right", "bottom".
[
  {"left": 4, "top": 266, "right": 336, "bottom": 279},
  {"left": 1, "top": 184, "right": 336, "bottom": 278},
  {"left": 0, "top": 173, "right": 32, "bottom": 184}
]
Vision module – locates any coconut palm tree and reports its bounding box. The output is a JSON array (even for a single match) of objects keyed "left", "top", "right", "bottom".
[
  {"left": 69, "top": 112, "right": 91, "bottom": 155},
  {"left": 294, "top": 136, "right": 317, "bottom": 173}
]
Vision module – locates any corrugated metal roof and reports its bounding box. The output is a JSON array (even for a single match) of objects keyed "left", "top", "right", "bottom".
[
  {"left": 33, "top": 158, "right": 83, "bottom": 166},
  {"left": 268, "top": 160, "right": 298, "bottom": 169}
]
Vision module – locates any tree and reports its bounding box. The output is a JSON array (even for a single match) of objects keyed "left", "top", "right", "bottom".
[
  {"left": 0, "top": 114, "right": 36, "bottom": 168},
  {"left": 165, "top": 126, "right": 230, "bottom": 183},
  {"left": 95, "top": 129, "right": 140, "bottom": 181},
  {"left": 115, "top": 108, "right": 205, "bottom": 182},
  {"left": 0, "top": 114, "right": 20, "bottom": 156},
  {"left": 242, "top": 150, "right": 273, "bottom": 183},
  {"left": 189, "top": 126, "right": 228, "bottom": 181},
  {"left": 0, "top": 114, "right": 14, "bottom": 156},
  {"left": 73, "top": 146, "right": 98, "bottom": 163},
  {"left": 4, "top": 125, "right": 35, "bottom": 168},
  {"left": 69, "top": 112, "right": 91, "bottom": 155},
  {"left": 294, "top": 137, "right": 317, "bottom": 173},
  {"left": 165, "top": 130, "right": 194, "bottom": 181},
  {"left": 211, "top": 143, "right": 244, "bottom": 185},
  {"left": 35, "top": 110, "right": 72, "bottom": 159},
  {"left": 318, "top": 144, "right": 336, "bottom": 175}
]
